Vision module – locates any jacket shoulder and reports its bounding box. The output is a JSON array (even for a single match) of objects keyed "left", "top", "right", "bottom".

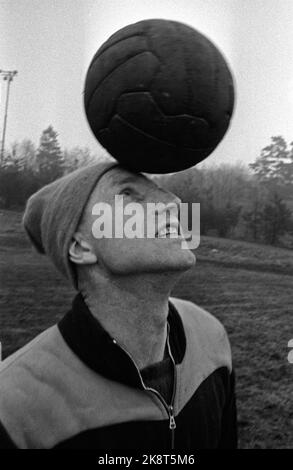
[
  {"left": 0, "top": 327, "right": 55, "bottom": 373},
  {"left": 170, "top": 296, "right": 232, "bottom": 372},
  {"left": 0, "top": 326, "right": 70, "bottom": 448},
  {"left": 170, "top": 296, "right": 227, "bottom": 335}
]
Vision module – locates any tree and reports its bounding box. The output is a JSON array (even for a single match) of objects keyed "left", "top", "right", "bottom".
[
  {"left": 249, "top": 136, "right": 293, "bottom": 186},
  {"left": 261, "top": 188, "right": 291, "bottom": 245},
  {"left": 63, "top": 146, "right": 98, "bottom": 174},
  {"left": 215, "top": 203, "right": 241, "bottom": 238},
  {"left": 9, "top": 139, "right": 37, "bottom": 173},
  {"left": 242, "top": 182, "right": 267, "bottom": 241},
  {"left": 0, "top": 140, "right": 40, "bottom": 208},
  {"left": 36, "top": 126, "right": 64, "bottom": 184},
  {"left": 283, "top": 141, "right": 293, "bottom": 187},
  {"left": 0, "top": 156, "right": 21, "bottom": 208}
]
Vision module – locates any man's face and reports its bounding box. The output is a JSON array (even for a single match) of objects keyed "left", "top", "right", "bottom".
[{"left": 80, "top": 166, "right": 196, "bottom": 275}]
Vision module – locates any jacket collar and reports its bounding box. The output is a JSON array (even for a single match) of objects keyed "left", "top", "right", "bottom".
[{"left": 58, "top": 293, "right": 186, "bottom": 389}]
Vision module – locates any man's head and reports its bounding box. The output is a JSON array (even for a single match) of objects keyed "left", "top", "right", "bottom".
[
  {"left": 23, "top": 162, "right": 195, "bottom": 290},
  {"left": 69, "top": 166, "right": 195, "bottom": 285}
]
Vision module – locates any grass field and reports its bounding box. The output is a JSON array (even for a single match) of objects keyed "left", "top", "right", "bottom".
[{"left": 0, "top": 209, "right": 292, "bottom": 448}]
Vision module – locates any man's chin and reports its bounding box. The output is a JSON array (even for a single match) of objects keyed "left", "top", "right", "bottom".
[
  {"left": 168, "top": 251, "right": 196, "bottom": 271},
  {"left": 103, "top": 243, "right": 196, "bottom": 276},
  {"left": 148, "top": 250, "right": 196, "bottom": 273}
]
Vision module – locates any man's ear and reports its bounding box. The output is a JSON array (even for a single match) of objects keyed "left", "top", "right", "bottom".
[{"left": 69, "top": 233, "right": 97, "bottom": 265}]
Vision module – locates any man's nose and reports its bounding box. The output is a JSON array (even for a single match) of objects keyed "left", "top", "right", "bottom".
[{"left": 155, "top": 187, "right": 181, "bottom": 208}]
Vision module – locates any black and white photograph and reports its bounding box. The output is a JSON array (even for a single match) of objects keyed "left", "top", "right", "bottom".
[{"left": 0, "top": 0, "right": 292, "bottom": 454}]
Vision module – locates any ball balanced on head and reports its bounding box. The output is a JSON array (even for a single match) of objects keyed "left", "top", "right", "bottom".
[{"left": 84, "top": 19, "right": 235, "bottom": 174}]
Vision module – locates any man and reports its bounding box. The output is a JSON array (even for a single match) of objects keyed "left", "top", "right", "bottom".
[{"left": 0, "top": 161, "right": 237, "bottom": 449}]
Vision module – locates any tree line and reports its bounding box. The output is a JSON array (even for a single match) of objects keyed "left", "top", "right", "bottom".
[
  {"left": 0, "top": 125, "right": 104, "bottom": 209},
  {"left": 0, "top": 128, "right": 292, "bottom": 247},
  {"left": 154, "top": 135, "right": 293, "bottom": 247}
]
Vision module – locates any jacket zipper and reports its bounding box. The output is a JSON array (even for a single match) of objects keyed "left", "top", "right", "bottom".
[
  {"left": 112, "top": 322, "right": 177, "bottom": 449},
  {"left": 166, "top": 323, "right": 177, "bottom": 449}
]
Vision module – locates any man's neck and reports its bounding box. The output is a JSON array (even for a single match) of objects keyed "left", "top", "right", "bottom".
[{"left": 80, "top": 272, "right": 179, "bottom": 370}]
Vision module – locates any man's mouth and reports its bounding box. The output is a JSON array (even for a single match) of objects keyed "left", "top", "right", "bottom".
[{"left": 155, "top": 219, "right": 181, "bottom": 238}]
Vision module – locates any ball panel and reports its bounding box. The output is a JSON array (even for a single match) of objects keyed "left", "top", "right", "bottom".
[
  {"left": 98, "top": 115, "right": 213, "bottom": 173},
  {"left": 116, "top": 92, "right": 211, "bottom": 148},
  {"left": 84, "top": 35, "right": 149, "bottom": 109},
  {"left": 146, "top": 21, "right": 197, "bottom": 115},
  {"left": 146, "top": 21, "right": 233, "bottom": 124},
  {"left": 202, "top": 45, "right": 234, "bottom": 123},
  {"left": 94, "top": 20, "right": 151, "bottom": 57},
  {"left": 85, "top": 52, "right": 160, "bottom": 132},
  {"left": 181, "top": 34, "right": 221, "bottom": 122},
  {"left": 146, "top": 21, "right": 211, "bottom": 119},
  {"left": 92, "top": 34, "right": 146, "bottom": 65}
]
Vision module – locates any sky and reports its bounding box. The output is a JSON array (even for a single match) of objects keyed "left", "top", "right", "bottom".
[{"left": 1, "top": 0, "right": 293, "bottom": 168}]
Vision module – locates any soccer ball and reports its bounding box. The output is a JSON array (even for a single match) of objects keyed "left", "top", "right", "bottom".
[{"left": 84, "top": 19, "right": 235, "bottom": 174}]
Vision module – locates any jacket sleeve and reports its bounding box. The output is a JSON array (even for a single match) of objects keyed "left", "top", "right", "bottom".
[
  {"left": 218, "top": 369, "right": 238, "bottom": 449},
  {"left": 0, "top": 420, "right": 18, "bottom": 449}
]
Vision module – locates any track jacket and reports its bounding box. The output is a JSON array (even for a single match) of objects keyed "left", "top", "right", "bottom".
[{"left": 0, "top": 294, "right": 237, "bottom": 449}]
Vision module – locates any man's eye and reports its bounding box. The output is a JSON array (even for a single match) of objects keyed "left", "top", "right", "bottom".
[{"left": 120, "top": 187, "right": 133, "bottom": 196}]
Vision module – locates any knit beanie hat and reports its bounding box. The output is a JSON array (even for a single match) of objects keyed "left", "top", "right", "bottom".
[{"left": 22, "top": 161, "right": 118, "bottom": 289}]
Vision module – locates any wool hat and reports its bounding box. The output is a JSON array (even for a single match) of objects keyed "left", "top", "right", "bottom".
[{"left": 22, "top": 161, "right": 118, "bottom": 289}]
